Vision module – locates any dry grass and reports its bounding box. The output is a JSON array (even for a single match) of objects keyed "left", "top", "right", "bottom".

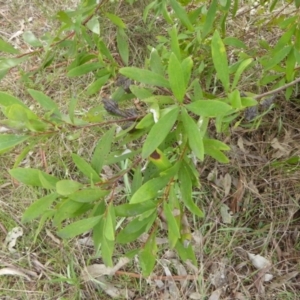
[{"left": 1, "top": 0, "right": 300, "bottom": 299}]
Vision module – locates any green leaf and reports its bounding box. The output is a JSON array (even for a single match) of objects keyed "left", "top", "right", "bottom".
[
  {"left": 223, "top": 37, "right": 246, "bottom": 49},
  {"left": 57, "top": 216, "right": 102, "bottom": 239},
  {"left": 139, "top": 232, "right": 157, "bottom": 276},
  {"left": 295, "top": 0, "right": 300, "bottom": 8},
  {"left": 87, "top": 75, "right": 110, "bottom": 95},
  {"left": 179, "top": 165, "right": 204, "bottom": 217},
  {"left": 0, "top": 135, "right": 29, "bottom": 153},
  {"left": 203, "top": 138, "right": 230, "bottom": 163},
  {"left": 168, "top": 53, "right": 186, "bottom": 102},
  {"left": 202, "top": 0, "right": 218, "bottom": 39},
  {"left": 27, "top": 89, "right": 60, "bottom": 115},
  {"left": 116, "top": 212, "right": 156, "bottom": 243},
  {"left": 101, "top": 235, "right": 114, "bottom": 266},
  {"left": 211, "top": 30, "right": 229, "bottom": 93},
  {"left": 23, "top": 31, "right": 42, "bottom": 47},
  {"left": 67, "top": 62, "right": 103, "bottom": 77},
  {"left": 163, "top": 201, "right": 180, "bottom": 247},
  {"left": 229, "top": 90, "right": 242, "bottom": 109},
  {"left": 0, "top": 92, "right": 28, "bottom": 108},
  {"left": 181, "top": 56, "right": 193, "bottom": 89},
  {"left": 9, "top": 168, "right": 59, "bottom": 187},
  {"left": 86, "top": 16, "right": 100, "bottom": 34},
  {"left": 0, "top": 57, "right": 27, "bottom": 71},
  {"left": 105, "top": 13, "right": 126, "bottom": 28},
  {"left": 262, "top": 46, "right": 292, "bottom": 70},
  {"left": 0, "top": 38, "right": 19, "bottom": 54},
  {"left": 91, "top": 127, "right": 115, "bottom": 174},
  {"left": 130, "top": 86, "right": 153, "bottom": 99},
  {"left": 149, "top": 48, "right": 165, "bottom": 76},
  {"left": 104, "top": 204, "right": 115, "bottom": 241},
  {"left": 72, "top": 153, "right": 101, "bottom": 183},
  {"left": 186, "top": 100, "right": 232, "bottom": 117},
  {"left": 56, "top": 180, "right": 82, "bottom": 196},
  {"left": 142, "top": 107, "right": 179, "bottom": 158},
  {"left": 181, "top": 109, "right": 204, "bottom": 161},
  {"left": 170, "top": 0, "right": 193, "bottom": 31},
  {"left": 130, "top": 176, "right": 170, "bottom": 204},
  {"left": 38, "top": 172, "right": 56, "bottom": 189},
  {"left": 231, "top": 58, "right": 253, "bottom": 90},
  {"left": 117, "top": 28, "right": 129, "bottom": 66},
  {"left": 22, "top": 193, "right": 58, "bottom": 223},
  {"left": 168, "top": 26, "right": 181, "bottom": 60},
  {"left": 69, "top": 188, "right": 108, "bottom": 202},
  {"left": 115, "top": 201, "right": 157, "bottom": 217},
  {"left": 120, "top": 67, "right": 170, "bottom": 88}
]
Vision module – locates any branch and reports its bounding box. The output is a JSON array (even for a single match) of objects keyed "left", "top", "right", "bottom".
[{"left": 254, "top": 77, "right": 300, "bottom": 100}]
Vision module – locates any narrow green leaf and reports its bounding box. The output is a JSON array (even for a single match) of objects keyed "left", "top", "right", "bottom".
[
  {"left": 86, "top": 16, "right": 100, "bottom": 34},
  {"left": 164, "top": 202, "right": 180, "bottom": 247},
  {"left": 22, "top": 193, "right": 58, "bottom": 223},
  {"left": 69, "top": 188, "right": 108, "bottom": 202},
  {"left": 263, "top": 46, "right": 292, "bottom": 70},
  {"left": 179, "top": 165, "right": 204, "bottom": 217},
  {"left": 168, "top": 26, "right": 181, "bottom": 60},
  {"left": 0, "top": 57, "right": 27, "bottom": 71},
  {"left": 0, "top": 92, "right": 27, "bottom": 108},
  {"left": 231, "top": 58, "right": 253, "bottom": 90},
  {"left": 223, "top": 37, "right": 247, "bottom": 49},
  {"left": 39, "top": 172, "right": 56, "bottom": 189},
  {"left": 56, "top": 180, "right": 82, "bottom": 196},
  {"left": 149, "top": 48, "right": 165, "bottom": 76},
  {"left": 0, "top": 135, "right": 29, "bottom": 153},
  {"left": 9, "top": 168, "right": 59, "bottom": 187},
  {"left": 139, "top": 232, "right": 157, "bottom": 276},
  {"left": 116, "top": 213, "right": 156, "bottom": 243},
  {"left": 203, "top": 138, "right": 230, "bottom": 163},
  {"left": 120, "top": 67, "right": 170, "bottom": 88},
  {"left": 23, "top": 31, "right": 42, "bottom": 47},
  {"left": 170, "top": 0, "right": 194, "bottom": 31},
  {"left": 91, "top": 127, "right": 115, "bottom": 174},
  {"left": 115, "top": 201, "right": 157, "bottom": 217},
  {"left": 72, "top": 153, "right": 101, "bottom": 182},
  {"left": 168, "top": 53, "right": 186, "bottom": 102},
  {"left": 105, "top": 13, "right": 126, "bottom": 28},
  {"left": 211, "top": 30, "right": 230, "bottom": 93},
  {"left": 186, "top": 100, "right": 232, "bottom": 117},
  {"left": 181, "top": 56, "right": 193, "bottom": 89},
  {"left": 0, "top": 38, "right": 19, "bottom": 54},
  {"left": 202, "top": 0, "right": 218, "bottom": 39},
  {"left": 181, "top": 109, "right": 204, "bottom": 161},
  {"left": 142, "top": 107, "right": 179, "bottom": 158},
  {"left": 175, "top": 240, "right": 197, "bottom": 264},
  {"left": 130, "top": 86, "right": 153, "bottom": 99},
  {"left": 67, "top": 62, "right": 102, "bottom": 77},
  {"left": 229, "top": 90, "right": 242, "bottom": 109},
  {"left": 27, "top": 89, "right": 60, "bottom": 115},
  {"left": 104, "top": 204, "right": 115, "bottom": 241},
  {"left": 130, "top": 176, "right": 170, "bottom": 204},
  {"left": 57, "top": 216, "right": 102, "bottom": 239},
  {"left": 117, "top": 27, "right": 129, "bottom": 66},
  {"left": 101, "top": 235, "right": 114, "bottom": 266},
  {"left": 87, "top": 75, "right": 110, "bottom": 95}
]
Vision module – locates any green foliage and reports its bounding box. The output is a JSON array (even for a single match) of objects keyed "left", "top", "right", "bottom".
[{"left": 1, "top": 0, "right": 300, "bottom": 276}]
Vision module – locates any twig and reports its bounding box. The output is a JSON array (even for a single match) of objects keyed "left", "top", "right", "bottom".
[{"left": 254, "top": 77, "right": 300, "bottom": 100}]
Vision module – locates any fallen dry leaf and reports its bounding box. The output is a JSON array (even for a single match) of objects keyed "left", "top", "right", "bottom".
[
  {"left": 4, "top": 227, "right": 23, "bottom": 253},
  {"left": 208, "top": 289, "right": 222, "bottom": 300},
  {"left": 230, "top": 175, "right": 245, "bottom": 213},
  {"left": 0, "top": 267, "right": 31, "bottom": 281}
]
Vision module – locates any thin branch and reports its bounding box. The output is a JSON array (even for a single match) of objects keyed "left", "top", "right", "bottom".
[{"left": 254, "top": 77, "right": 300, "bottom": 100}]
